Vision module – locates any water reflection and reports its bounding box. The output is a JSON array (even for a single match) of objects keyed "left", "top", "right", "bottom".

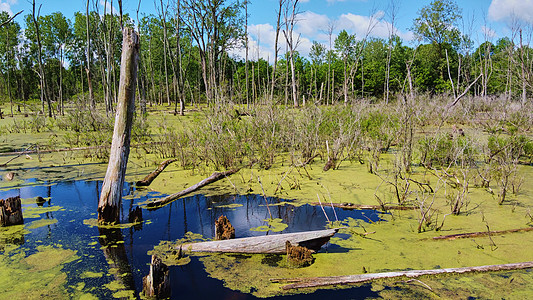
[{"left": 0, "top": 180, "right": 386, "bottom": 299}]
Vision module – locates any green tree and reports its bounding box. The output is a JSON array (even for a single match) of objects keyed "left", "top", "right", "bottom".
[{"left": 334, "top": 30, "right": 356, "bottom": 104}]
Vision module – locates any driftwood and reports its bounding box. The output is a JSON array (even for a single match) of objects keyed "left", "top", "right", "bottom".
[
  {"left": 433, "top": 227, "right": 533, "bottom": 240},
  {"left": 311, "top": 202, "right": 417, "bottom": 211},
  {"left": 0, "top": 196, "right": 24, "bottom": 226},
  {"left": 136, "top": 159, "right": 177, "bottom": 186},
  {"left": 142, "top": 255, "right": 170, "bottom": 298},
  {"left": 272, "top": 261, "right": 533, "bottom": 290},
  {"left": 146, "top": 169, "right": 239, "bottom": 209},
  {"left": 180, "top": 228, "right": 339, "bottom": 254}
]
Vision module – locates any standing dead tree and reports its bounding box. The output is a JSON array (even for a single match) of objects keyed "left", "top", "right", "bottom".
[{"left": 98, "top": 27, "right": 140, "bottom": 224}]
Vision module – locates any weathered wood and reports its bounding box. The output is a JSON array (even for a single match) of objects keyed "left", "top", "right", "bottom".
[
  {"left": 98, "top": 28, "right": 140, "bottom": 224},
  {"left": 180, "top": 228, "right": 339, "bottom": 254},
  {"left": 311, "top": 202, "right": 417, "bottom": 211},
  {"left": 146, "top": 169, "right": 239, "bottom": 209},
  {"left": 286, "top": 241, "right": 313, "bottom": 267},
  {"left": 142, "top": 255, "right": 170, "bottom": 298},
  {"left": 433, "top": 227, "right": 533, "bottom": 240},
  {"left": 136, "top": 159, "right": 177, "bottom": 186},
  {"left": 273, "top": 261, "right": 533, "bottom": 290},
  {"left": 214, "top": 215, "right": 235, "bottom": 240},
  {"left": 0, "top": 196, "right": 23, "bottom": 226}
]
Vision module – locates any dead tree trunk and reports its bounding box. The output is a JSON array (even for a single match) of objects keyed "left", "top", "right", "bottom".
[
  {"left": 143, "top": 255, "right": 170, "bottom": 298},
  {"left": 0, "top": 196, "right": 23, "bottom": 226},
  {"left": 98, "top": 28, "right": 140, "bottom": 224}
]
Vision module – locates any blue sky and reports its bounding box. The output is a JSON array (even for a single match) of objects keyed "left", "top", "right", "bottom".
[{"left": 2, "top": 0, "right": 533, "bottom": 59}]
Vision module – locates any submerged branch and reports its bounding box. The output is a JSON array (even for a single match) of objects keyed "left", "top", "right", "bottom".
[
  {"left": 136, "top": 159, "right": 177, "bottom": 186},
  {"left": 432, "top": 227, "right": 533, "bottom": 240},
  {"left": 146, "top": 169, "right": 240, "bottom": 209}
]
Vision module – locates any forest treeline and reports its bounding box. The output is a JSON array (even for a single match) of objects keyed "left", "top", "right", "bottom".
[{"left": 0, "top": 0, "right": 532, "bottom": 117}]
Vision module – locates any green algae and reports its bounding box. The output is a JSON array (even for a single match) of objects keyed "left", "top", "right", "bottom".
[
  {"left": 0, "top": 245, "right": 78, "bottom": 299},
  {"left": 212, "top": 203, "right": 243, "bottom": 209},
  {"left": 147, "top": 232, "right": 206, "bottom": 266},
  {"left": 81, "top": 271, "right": 104, "bottom": 279},
  {"left": 27, "top": 218, "right": 58, "bottom": 229},
  {"left": 250, "top": 218, "right": 288, "bottom": 232},
  {"left": 83, "top": 218, "right": 143, "bottom": 229},
  {"left": 23, "top": 205, "right": 64, "bottom": 219}
]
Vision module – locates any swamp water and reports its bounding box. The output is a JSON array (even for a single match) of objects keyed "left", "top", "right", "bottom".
[{"left": 0, "top": 179, "right": 387, "bottom": 299}]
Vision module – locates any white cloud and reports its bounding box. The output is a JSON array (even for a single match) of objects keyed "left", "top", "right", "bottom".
[
  {"left": 488, "top": 0, "right": 533, "bottom": 24},
  {"left": 0, "top": 0, "right": 17, "bottom": 16},
  {"left": 98, "top": 0, "right": 119, "bottom": 15},
  {"left": 231, "top": 9, "right": 413, "bottom": 61},
  {"left": 339, "top": 11, "right": 413, "bottom": 41}
]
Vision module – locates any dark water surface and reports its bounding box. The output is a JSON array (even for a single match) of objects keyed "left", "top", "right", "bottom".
[{"left": 0, "top": 180, "right": 387, "bottom": 299}]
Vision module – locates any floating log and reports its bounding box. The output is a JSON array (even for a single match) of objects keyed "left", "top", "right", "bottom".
[
  {"left": 433, "top": 227, "right": 533, "bottom": 240},
  {"left": 146, "top": 169, "right": 239, "bottom": 209},
  {"left": 136, "top": 159, "right": 177, "bottom": 186},
  {"left": 143, "top": 255, "right": 170, "bottom": 298},
  {"left": 180, "top": 228, "right": 339, "bottom": 254},
  {"left": 311, "top": 202, "right": 417, "bottom": 211},
  {"left": 273, "top": 261, "right": 533, "bottom": 290},
  {"left": 0, "top": 196, "right": 24, "bottom": 226}
]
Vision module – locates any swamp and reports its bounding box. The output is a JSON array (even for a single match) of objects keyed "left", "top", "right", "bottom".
[{"left": 1, "top": 0, "right": 533, "bottom": 299}]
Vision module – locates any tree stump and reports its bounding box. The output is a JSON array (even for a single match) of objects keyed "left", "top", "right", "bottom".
[
  {"left": 142, "top": 255, "right": 170, "bottom": 298},
  {"left": 286, "top": 241, "right": 313, "bottom": 267},
  {"left": 214, "top": 215, "right": 235, "bottom": 240},
  {"left": 0, "top": 196, "right": 23, "bottom": 226}
]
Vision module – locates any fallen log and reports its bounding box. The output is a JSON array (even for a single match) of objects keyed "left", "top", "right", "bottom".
[
  {"left": 136, "top": 159, "right": 177, "bottom": 186},
  {"left": 180, "top": 228, "right": 339, "bottom": 254},
  {"left": 311, "top": 202, "right": 417, "bottom": 211},
  {"left": 433, "top": 227, "right": 533, "bottom": 240},
  {"left": 273, "top": 261, "right": 533, "bottom": 290},
  {"left": 146, "top": 169, "right": 239, "bottom": 209}
]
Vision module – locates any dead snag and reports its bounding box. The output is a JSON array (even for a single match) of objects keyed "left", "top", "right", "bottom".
[
  {"left": 274, "top": 261, "right": 533, "bottom": 290},
  {"left": 0, "top": 196, "right": 23, "bottom": 226},
  {"left": 286, "top": 241, "right": 313, "bottom": 267},
  {"left": 136, "top": 159, "right": 177, "bottom": 186},
  {"left": 98, "top": 27, "right": 139, "bottom": 224},
  {"left": 143, "top": 255, "right": 171, "bottom": 298},
  {"left": 433, "top": 227, "right": 533, "bottom": 240},
  {"left": 215, "top": 215, "right": 235, "bottom": 240},
  {"left": 146, "top": 169, "right": 240, "bottom": 209}
]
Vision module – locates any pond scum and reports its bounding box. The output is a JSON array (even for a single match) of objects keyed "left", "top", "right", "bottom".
[{"left": 0, "top": 100, "right": 532, "bottom": 299}]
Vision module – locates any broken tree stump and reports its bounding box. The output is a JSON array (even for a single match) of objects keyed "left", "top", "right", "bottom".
[
  {"left": 215, "top": 215, "right": 235, "bottom": 240},
  {"left": 0, "top": 196, "right": 23, "bottom": 226},
  {"left": 143, "top": 255, "right": 170, "bottom": 298},
  {"left": 286, "top": 241, "right": 313, "bottom": 267},
  {"left": 146, "top": 169, "right": 239, "bottom": 209},
  {"left": 136, "top": 159, "right": 177, "bottom": 186}
]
